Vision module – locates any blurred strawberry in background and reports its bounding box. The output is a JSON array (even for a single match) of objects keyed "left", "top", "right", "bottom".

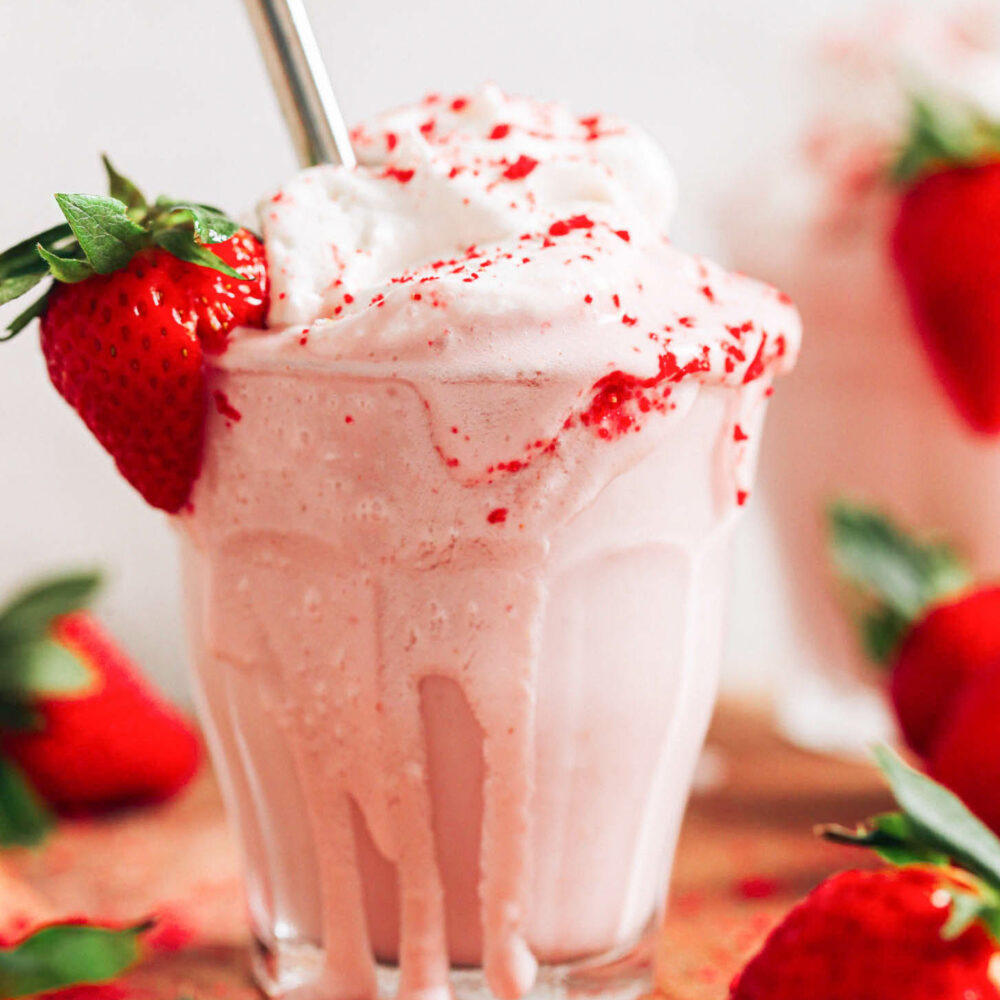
[
  {"left": 830, "top": 501, "right": 1000, "bottom": 838},
  {"left": 891, "top": 95, "right": 1000, "bottom": 434},
  {"left": 0, "top": 571, "right": 200, "bottom": 842}
]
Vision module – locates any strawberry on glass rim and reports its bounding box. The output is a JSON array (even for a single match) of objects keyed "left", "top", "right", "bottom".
[
  {"left": 0, "top": 157, "right": 269, "bottom": 512},
  {"left": 891, "top": 94, "right": 1000, "bottom": 435}
]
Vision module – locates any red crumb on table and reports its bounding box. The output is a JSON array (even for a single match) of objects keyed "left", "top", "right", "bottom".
[
  {"left": 734, "top": 876, "right": 781, "bottom": 900},
  {"left": 733, "top": 425, "right": 749, "bottom": 442},
  {"left": 212, "top": 391, "right": 241, "bottom": 422},
  {"left": 385, "top": 132, "right": 398, "bottom": 152},
  {"left": 146, "top": 908, "right": 196, "bottom": 953},
  {"left": 450, "top": 97, "right": 469, "bottom": 111},
  {"left": 502, "top": 155, "right": 539, "bottom": 180},
  {"left": 489, "top": 123, "right": 511, "bottom": 140},
  {"left": 614, "top": 229, "right": 631, "bottom": 242},
  {"left": 487, "top": 508, "right": 508, "bottom": 524},
  {"left": 736, "top": 490, "right": 749, "bottom": 506},
  {"left": 345, "top": 415, "right": 354, "bottom": 424},
  {"left": 701, "top": 285, "right": 716, "bottom": 302}
]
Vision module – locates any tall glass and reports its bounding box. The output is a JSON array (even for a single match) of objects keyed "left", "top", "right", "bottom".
[{"left": 176, "top": 351, "right": 777, "bottom": 1000}]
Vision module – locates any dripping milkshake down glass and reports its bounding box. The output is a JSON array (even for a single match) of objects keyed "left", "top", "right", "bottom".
[{"left": 175, "top": 87, "right": 800, "bottom": 1000}]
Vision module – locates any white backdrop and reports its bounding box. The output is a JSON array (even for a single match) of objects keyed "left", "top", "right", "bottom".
[{"left": 0, "top": 0, "right": 912, "bottom": 701}]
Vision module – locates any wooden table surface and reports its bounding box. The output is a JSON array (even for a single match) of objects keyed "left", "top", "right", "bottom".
[{"left": 1, "top": 700, "right": 894, "bottom": 1000}]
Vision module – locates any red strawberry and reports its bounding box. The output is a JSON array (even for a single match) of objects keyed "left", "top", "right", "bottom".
[
  {"left": 730, "top": 868, "right": 998, "bottom": 1000},
  {"left": 0, "top": 572, "right": 200, "bottom": 818},
  {"left": 1, "top": 613, "right": 200, "bottom": 814},
  {"left": 828, "top": 502, "right": 979, "bottom": 753},
  {"left": 891, "top": 586, "right": 1000, "bottom": 755},
  {"left": 928, "top": 660, "right": 1000, "bottom": 834},
  {"left": 732, "top": 747, "right": 1000, "bottom": 1000},
  {"left": 890, "top": 97, "right": 1000, "bottom": 434},
  {"left": 0, "top": 157, "right": 268, "bottom": 512}
]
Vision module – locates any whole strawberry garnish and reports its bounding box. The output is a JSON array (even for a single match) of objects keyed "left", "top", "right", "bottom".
[
  {"left": 828, "top": 501, "right": 987, "bottom": 755},
  {"left": 0, "top": 571, "right": 200, "bottom": 822},
  {"left": 0, "top": 157, "right": 268, "bottom": 511},
  {"left": 928, "top": 661, "right": 1000, "bottom": 835},
  {"left": 890, "top": 96, "right": 1000, "bottom": 434},
  {"left": 731, "top": 748, "right": 1000, "bottom": 999}
]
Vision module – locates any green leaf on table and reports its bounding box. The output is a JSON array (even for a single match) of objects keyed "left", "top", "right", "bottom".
[
  {"left": 0, "top": 919, "right": 150, "bottom": 998},
  {"left": 54, "top": 193, "right": 147, "bottom": 274},
  {"left": 0, "top": 571, "right": 102, "bottom": 647},
  {"left": 36, "top": 244, "right": 94, "bottom": 284},
  {"left": 0, "top": 757, "right": 52, "bottom": 847},
  {"left": 153, "top": 228, "right": 242, "bottom": 278},
  {"left": 0, "top": 638, "right": 91, "bottom": 699},
  {"left": 101, "top": 155, "right": 147, "bottom": 213}
]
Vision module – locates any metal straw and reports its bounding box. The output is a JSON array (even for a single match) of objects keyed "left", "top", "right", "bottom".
[{"left": 242, "top": 0, "right": 356, "bottom": 169}]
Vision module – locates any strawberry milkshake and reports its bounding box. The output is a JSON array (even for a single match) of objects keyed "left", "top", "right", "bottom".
[
  {"left": 173, "top": 87, "right": 799, "bottom": 1000},
  {"left": 723, "top": 4, "right": 1000, "bottom": 750},
  {"left": 0, "top": 88, "right": 797, "bottom": 999}
]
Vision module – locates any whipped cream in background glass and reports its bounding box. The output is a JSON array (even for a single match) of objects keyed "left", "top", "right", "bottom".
[
  {"left": 723, "top": 3, "right": 1000, "bottom": 753},
  {"left": 177, "top": 86, "right": 799, "bottom": 1000}
]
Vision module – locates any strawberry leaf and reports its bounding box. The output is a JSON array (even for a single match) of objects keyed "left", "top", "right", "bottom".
[
  {"left": 0, "top": 757, "right": 52, "bottom": 847},
  {"left": 828, "top": 501, "right": 971, "bottom": 662},
  {"left": 54, "top": 194, "right": 147, "bottom": 275},
  {"left": 36, "top": 245, "right": 94, "bottom": 284},
  {"left": 0, "top": 702, "right": 41, "bottom": 732},
  {"left": 874, "top": 745, "right": 1000, "bottom": 889},
  {"left": 0, "top": 224, "right": 73, "bottom": 282},
  {"left": 0, "top": 920, "right": 150, "bottom": 997},
  {"left": 0, "top": 571, "right": 102, "bottom": 648},
  {"left": 156, "top": 199, "right": 240, "bottom": 245},
  {"left": 0, "top": 638, "right": 92, "bottom": 699},
  {"left": 893, "top": 94, "right": 1000, "bottom": 185},
  {"left": 860, "top": 605, "right": 911, "bottom": 664},
  {"left": 1, "top": 291, "right": 50, "bottom": 340},
  {"left": 940, "top": 888, "right": 996, "bottom": 940},
  {"left": 0, "top": 271, "right": 46, "bottom": 307},
  {"left": 153, "top": 229, "right": 243, "bottom": 279},
  {"left": 101, "top": 155, "right": 147, "bottom": 213},
  {"left": 822, "top": 811, "right": 951, "bottom": 867}
]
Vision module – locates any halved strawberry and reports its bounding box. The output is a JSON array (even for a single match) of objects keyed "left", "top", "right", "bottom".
[{"left": 0, "top": 157, "right": 268, "bottom": 512}]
